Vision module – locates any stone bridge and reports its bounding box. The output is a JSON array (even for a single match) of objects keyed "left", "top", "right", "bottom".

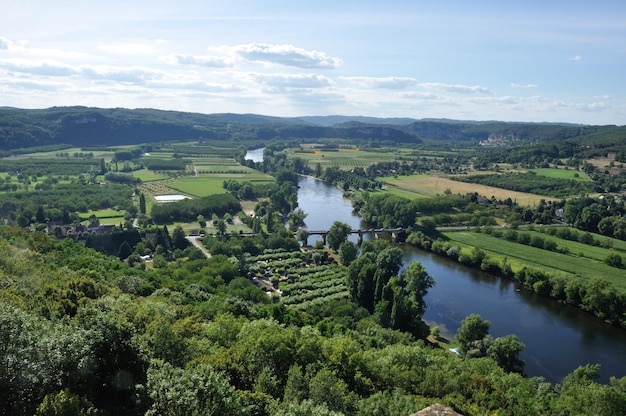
[{"left": 303, "top": 227, "right": 407, "bottom": 246}]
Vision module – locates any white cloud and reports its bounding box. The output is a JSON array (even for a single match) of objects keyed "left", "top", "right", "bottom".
[
  {"left": 80, "top": 66, "right": 162, "bottom": 84},
  {"left": 0, "top": 37, "right": 11, "bottom": 50},
  {"left": 0, "top": 61, "right": 76, "bottom": 76},
  {"left": 570, "top": 55, "right": 583, "bottom": 61},
  {"left": 167, "top": 54, "right": 232, "bottom": 68},
  {"left": 341, "top": 76, "right": 417, "bottom": 89},
  {"left": 398, "top": 91, "right": 442, "bottom": 101},
  {"left": 418, "top": 82, "right": 493, "bottom": 94},
  {"left": 254, "top": 73, "right": 332, "bottom": 90},
  {"left": 235, "top": 43, "right": 341, "bottom": 69},
  {"left": 148, "top": 79, "right": 242, "bottom": 93},
  {"left": 511, "top": 83, "right": 538, "bottom": 89}
]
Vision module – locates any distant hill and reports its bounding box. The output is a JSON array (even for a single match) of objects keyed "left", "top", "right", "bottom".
[
  {"left": 0, "top": 106, "right": 624, "bottom": 152},
  {"left": 0, "top": 107, "right": 420, "bottom": 150}
]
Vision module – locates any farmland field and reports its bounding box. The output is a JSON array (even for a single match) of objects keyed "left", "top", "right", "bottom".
[
  {"left": 246, "top": 250, "right": 349, "bottom": 311},
  {"left": 381, "top": 174, "right": 550, "bottom": 205},
  {"left": 165, "top": 176, "right": 228, "bottom": 197},
  {"left": 289, "top": 148, "right": 398, "bottom": 170},
  {"left": 132, "top": 168, "right": 170, "bottom": 182},
  {"left": 528, "top": 168, "right": 590, "bottom": 181},
  {"left": 442, "top": 230, "right": 626, "bottom": 290}
]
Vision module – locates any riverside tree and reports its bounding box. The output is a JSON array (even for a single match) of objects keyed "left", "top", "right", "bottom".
[{"left": 327, "top": 221, "right": 352, "bottom": 251}]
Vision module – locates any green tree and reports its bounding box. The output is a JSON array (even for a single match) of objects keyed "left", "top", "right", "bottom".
[
  {"left": 145, "top": 361, "right": 243, "bottom": 416},
  {"left": 172, "top": 225, "right": 189, "bottom": 250},
  {"left": 327, "top": 221, "right": 352, "bottom": 251},
  {"left": 605, "top": 253, "right": 624, "bottom": 268},
  {"left": 338, "top": 241, "right": 358, "bottom": 266},
  {"left": 215, "top": 219, "right": 227, "bottom": 235},
  {"left": 488, "top": 335, "right": 525, "bottom": 374},
  {"left": 346, "top": 252, "right": 377, "bottom": 312},
  {"left": 197, "top": 214, "right": 206, "bottom": 228},
  {"left": 283, "top": 364, "right": 307, "bottom": 404},
  {"left": 308, "top": 368, "right": 354, "bottom": 414},
  {"left": 36, "top": 389, "right": 97, "bottom": 416},
  {"left": 288, "top": 208, "right": 308, "bottom": 230},
  {"left": 118, "top": 241, "right": 133, "bottom": 260},
  {"left": 296, "top": 228, "right": 310, "bottom": 246},
  {"left": 401, "top": 261, "right": 435, "bottom": 312},
  {"left": 275, "top": 400, "right": 343, "bottom": 416},
  {"left": 139, "top": 193, "right": 146, "bottom": 214},
  {"left": 456, "top": 314, "right": 492, "bottom": 358}
]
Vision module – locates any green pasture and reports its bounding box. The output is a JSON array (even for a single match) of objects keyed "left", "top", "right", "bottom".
[
  {"left": 132, "top": 169, "right": 170, "bottom": 182},
  {"left": 289, "top": 148, "right": 398, "bottom": 170},
  {"left": 168, "top": 172, "right": 274, "bottom": 197},
  {"left": 80, "top": 208, "right": 127, "bottom": 219},
  {"left": 443, "top": 231, "right": 626, "bottom": 290},
  {"left": 167, "top": 176, "right": 228, "bottom": 197},
  {"left": 526, "top": 229, "right": 626, "bottom": 258},
  {"left": 382, "top": 186, "right": 430, "bottom": 200},
  {"left": 528, "top": 168, "right": 590, "bottom": 181}
]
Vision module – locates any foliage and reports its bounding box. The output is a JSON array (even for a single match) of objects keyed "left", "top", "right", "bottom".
[
  {"left": 453, "top": 172, "right": 592, "bottom": 198},
  {"left": 151, "top": 193, "right": 241, "bottom": 224},
  {"left": 327, "top": 221, "right": 352, "bottom": 251},
  {"left": 145, "top": 360, "right": 243, "bottom": 416},
  {"left": 357, "top": 193, "right": 417, "bottom": 228}
]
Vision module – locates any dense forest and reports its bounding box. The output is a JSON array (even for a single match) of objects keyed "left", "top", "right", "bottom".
[
  {"left": 2, "top": 107, "right": 625, "bottom": 153},
  {"left": 2, "top": 226, "right": 626, "bottom": 416}
]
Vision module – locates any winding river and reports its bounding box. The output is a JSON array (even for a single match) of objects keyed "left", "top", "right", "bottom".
[{"left": 295, "top": 175, "right": 626, "bottom": 384}]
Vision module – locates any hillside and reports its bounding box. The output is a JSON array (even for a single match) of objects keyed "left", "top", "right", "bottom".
[
  {"left": 0, "top": 107, "right": 419, "bottom": 150},
  {"left": 1, "top": 107, "right": 625, "bottom": 159}
]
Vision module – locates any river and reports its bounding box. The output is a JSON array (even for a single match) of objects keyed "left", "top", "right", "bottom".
[{"left": 294, "top": 175, "right": 626, "bottom": 384}]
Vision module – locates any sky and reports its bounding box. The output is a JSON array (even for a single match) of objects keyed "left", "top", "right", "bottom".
[{"left": 1, "top": 0, "right": 625, "bottom": 125}]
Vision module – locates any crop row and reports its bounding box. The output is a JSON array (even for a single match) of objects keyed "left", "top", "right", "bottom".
[
  {"left": 279, "top": 275, "right": 343, "bottom": 295},
  {"left": 284, "top": 266, "right": 340, "bottom": 278},
  {"left": 284, "top": 270, "right": 346, "bottom": 286},
  {"left": 285, "top": 265, "right": 333, "bottom": 276},
  {"left": 247, "top": 251, "right": 303, "bottom": 263},
  {"left": 288, "top": 290, "right": 350, "bottom": 311},
  {"left": 328, "top": 159, "right": 371, "bottom": 168},
  {"left": 281, "top": 284, "right": 348, "bottom": 306}
]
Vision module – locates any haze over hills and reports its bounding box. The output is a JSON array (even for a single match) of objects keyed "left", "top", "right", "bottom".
[{"left": 0, "top": 106, "right": 624, "bottom": 153}]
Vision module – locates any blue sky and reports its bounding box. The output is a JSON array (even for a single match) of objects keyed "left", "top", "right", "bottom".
[{"left": 1, "top": 1, "right": 625, "bottom": 124}]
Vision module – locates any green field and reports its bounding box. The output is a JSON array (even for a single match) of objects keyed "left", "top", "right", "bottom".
[
  {"left": 289, "top": 148, "right": 398, "bottom": 170},
  {"left": 132, "top": 169, "right": 170, "bottom": 182},
  {"left": 167, "top": 177, "right": 229, "bottom": 197},
  {"left": 443, "top": 231, "right": 626, "bottom": 290},
  {"left": 528, "top": 168, "right": 590, "bottom": 181}
]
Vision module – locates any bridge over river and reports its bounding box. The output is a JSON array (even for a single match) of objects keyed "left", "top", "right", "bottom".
[{"left": 303, "top": 227, "right": 408, "bottom": 246}]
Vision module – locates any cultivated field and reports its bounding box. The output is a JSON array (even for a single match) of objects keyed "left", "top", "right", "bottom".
[
  {"left": 528, "top": 168, "right": 590, "bottom": 181},
  {"left": 381, "top": 174, "right": 551, "bottom": 205},
  {"left": 289, "top": 148, "right": 398, "bottom": 170},
  {"left": 443, "top": 230, "right": 626, "bottom": 290}
]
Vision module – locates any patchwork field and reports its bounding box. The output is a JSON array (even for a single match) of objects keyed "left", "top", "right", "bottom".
[
  {"left": 289, "top": 148, "right": 398, "bottom": 170},
  {"left": 381, "top": 174, "right": 550, "bottom": 206}
]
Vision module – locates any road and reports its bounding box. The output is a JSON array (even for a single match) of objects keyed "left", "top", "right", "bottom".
[{"left": 185, "top": 235, "right": 211, "bottom": 258}]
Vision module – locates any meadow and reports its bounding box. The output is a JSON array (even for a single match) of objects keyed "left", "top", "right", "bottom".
[
  {"left": 442, "top": 230, "right": 626, "bottom": 290},
  {"left": 528, "top": 168, "right": 590, "bottom": 181},
  {"left": 289, "top": 148, "right": 398, "bottom": 170},
  {"left": 381, "top": 174, "right": 550, "bottom": 205}
]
